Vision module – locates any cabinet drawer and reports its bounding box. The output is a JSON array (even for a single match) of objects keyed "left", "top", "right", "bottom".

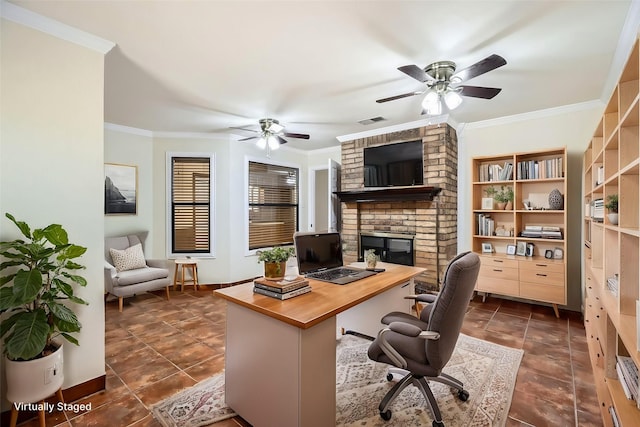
[
  {"left": 518, "top": 260, "right": 565, "bottom": 274},
  {"left": 519, "top": 268, "right": 564, "bottom": 286},
  {"left": 520, "top": 282, "right": 566, "bottom": 304},
  {"left": 480, "top": 256, "right": 519, "bottom": 269},
  {"left": 476, "top": 276, "right": 519, "bottom": 297},
  {"left": 479, "top": 264, "right": 519, "bottom": 281}
]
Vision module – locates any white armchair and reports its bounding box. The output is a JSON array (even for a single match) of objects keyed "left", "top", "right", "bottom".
[{"left": 104, "top": 232, "right": 172, "bottom": 312}]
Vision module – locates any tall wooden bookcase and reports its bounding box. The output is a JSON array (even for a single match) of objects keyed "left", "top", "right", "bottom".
[
  {"left": 583, "top": 38, "right": 640, "bottom": 427},
  {"left": 471, "top": 147, "right": 567, "bottom": 317}
]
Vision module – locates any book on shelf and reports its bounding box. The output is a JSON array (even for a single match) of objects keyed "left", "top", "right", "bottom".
[
  {"left": 616, "top": 355, "right": 639, "bottom": 404},
  {"left": 516, "top": 157, "right": 563, "bottom": 180},
  {"left": 478, "top": 161, "right": 513, "bottom": 182},
  {"left": 476, "top": 213, "right": 495, "bottom": 236},
  {"left": 520, "top": 225, "right": 563, "bottom": 239},
  {"left": 254, "top": 276, "right": 310, "bottom": 294},
  {"left": 253, "top": 284, "right": 312, "bottom": 300}
]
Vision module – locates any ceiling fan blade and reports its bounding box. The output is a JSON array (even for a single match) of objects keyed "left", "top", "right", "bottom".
[
  {"left": 376, "top": 91, "right": 423, "bottom": 103},
  {"left": 283, "top": 132, "right": 310, "bottom": 139},
  {"left": 229, "top": 125, "right": 258, "bottom": 132},
  {"left": 398, "top": 65, "right": 432, "bottom": 83},
  {"left": 452, "top": 54, "right": 506, "bottom": 82},
  {"left": 238, "top": 136, "right": 259, "bottom": 142},
  {"left": 276, "top": 135, "right": 288, "bottom": 145},
  {"left": 458, "top": 85, "right": 502, "bottom": 99}
]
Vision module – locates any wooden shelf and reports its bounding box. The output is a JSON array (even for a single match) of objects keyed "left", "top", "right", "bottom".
[
  {"left": 472, "top": 148, "right": 567, "bottom": 314},
  {"left": 583, "top": 37, "right": 640, "bottom": 427},
  {"left": 334, "top": 185, "right": 442, "bottom": 203}
]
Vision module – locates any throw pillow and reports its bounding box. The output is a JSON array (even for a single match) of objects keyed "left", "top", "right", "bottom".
[{"left": 110, "top": 243, "right": 147, "bottom": 272}]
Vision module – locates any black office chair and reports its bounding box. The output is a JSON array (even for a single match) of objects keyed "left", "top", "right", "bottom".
[{"left": 367, "top": 251, "right": 480, "bottom": 426}]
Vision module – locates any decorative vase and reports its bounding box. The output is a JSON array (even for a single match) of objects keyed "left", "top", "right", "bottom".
[
  {"left": 264, "top": 261, "right": 286, "bottom": 280},
  {"left": 505, "top": 201, "right": 513, "bottom": 210},
  {"left": 6, "top": 343, "right": 64, "bottom": 404},
  {"left": 608, "top": 213, "right": 619, "bottom": 225},
  {"left": 548, "top": 189, "right": 563, "bottom": 210}
]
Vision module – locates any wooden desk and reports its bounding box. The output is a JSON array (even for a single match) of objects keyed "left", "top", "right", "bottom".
[{"left": 214, "top": 262, "right": 425, "bottom": 427}]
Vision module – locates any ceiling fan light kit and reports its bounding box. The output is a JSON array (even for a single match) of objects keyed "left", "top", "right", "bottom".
[
  {"left": 232, "top": 118, "right": 310, "bottom": 155},
  {"left": 378, "top": 54, "right": 507, "bottom": 116}
]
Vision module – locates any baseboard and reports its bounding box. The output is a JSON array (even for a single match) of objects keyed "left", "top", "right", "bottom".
[{"left": 0, "top": 374, "right": 105, "bottom": 425}]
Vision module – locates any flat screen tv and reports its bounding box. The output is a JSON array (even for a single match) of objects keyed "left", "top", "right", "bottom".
[{"left": 363, "top": 140, "right": 424, "bottom": 187}]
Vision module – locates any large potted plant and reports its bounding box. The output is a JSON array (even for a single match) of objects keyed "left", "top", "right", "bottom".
[
  {"left": 0, "top": 213, "right": 88, "bottom": 404},
  {"left": 257, "top": 246, "right": 295, "bottom": 280}
]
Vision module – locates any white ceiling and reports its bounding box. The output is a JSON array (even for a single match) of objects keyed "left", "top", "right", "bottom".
[{"left": 8, "top": 0, "right": 640, "bottom": 150}]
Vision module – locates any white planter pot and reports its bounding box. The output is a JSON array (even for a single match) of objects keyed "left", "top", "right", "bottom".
[
  {"left": 5, "top": 344, "right": 64, "bottom": 403},
  {"left": 608, "top": 213, "right": 619, "bottom": 225}
]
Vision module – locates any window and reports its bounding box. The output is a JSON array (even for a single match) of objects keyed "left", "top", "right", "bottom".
[
  {"left": 169, "top": 155, "right": 214, "bottom": 256},
  {"left": 248, "top": 161, "right": 299, "bottom": 250}
]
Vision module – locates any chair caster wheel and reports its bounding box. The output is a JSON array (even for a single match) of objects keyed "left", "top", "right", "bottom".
[
  {"left": 386, "top": 373, "right": 393, "bottom": 381},
  {"left": 380, "top": 410, "right": 392, "bottom": 421},
  {"left": 432, "top": 421, "right": 444, "bottom": 427},
  {"left": 458, "top": 389, "right": 469, "bottom": 401}
]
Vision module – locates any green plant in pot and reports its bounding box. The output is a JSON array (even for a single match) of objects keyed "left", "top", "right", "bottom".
[
  {"left": 486, "top": 185, "right": 514, "bottom": 210},
  {"left": 257, "top": 246, "right": 295, "bottom": 280},
  {"left": 605, "top": 194, "right": 619, "bottom": 225},
  {"left": 0, "top": 213, "right": 88, "bottom": 404}
]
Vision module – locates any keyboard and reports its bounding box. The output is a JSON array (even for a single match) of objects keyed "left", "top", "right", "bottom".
[{"left": 306, "top": 268, "right": 357, "bottom": 281}]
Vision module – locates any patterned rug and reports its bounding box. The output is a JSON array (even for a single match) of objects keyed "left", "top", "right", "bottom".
[{"left": 152, "top": 333, "right": 523, "bottom": 427}]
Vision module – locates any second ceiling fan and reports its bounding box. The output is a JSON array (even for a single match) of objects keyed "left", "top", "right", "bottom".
[
  {"left": 377, "top": 54, "right": 507, "bottom": 115},
  {"left": 233, "top": 118, "right": 310, "bottom": 151}
]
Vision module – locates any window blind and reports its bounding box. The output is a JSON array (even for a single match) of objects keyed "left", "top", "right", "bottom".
[
  {"left": 248, "top": 162, "right": 298, "bottom": 250},
  {"left": 172, "top": 157, "right": 211, "bottom": 253}
]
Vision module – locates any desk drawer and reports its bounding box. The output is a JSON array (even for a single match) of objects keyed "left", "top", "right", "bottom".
[
  {"left": 479, "top": 264, "right": 519, "bottom": 281},
  {"left": 519, "top": 268, "right": 564, "bottom": 286}
]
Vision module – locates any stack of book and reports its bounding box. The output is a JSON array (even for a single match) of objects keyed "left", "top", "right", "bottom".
[
  {"left": 476, "top": 213, "right": 495, "bottom": 236},
  {"left": 520, "top": 225, "right": 563, "bottom": 239},
  {"left": 478, "top": 161, "right": 513, "bottom": 182},
  {"left": 616, "top": 355, "right": 639, "bottom": 405},
  {"left": 253, "top": 276, "right": 311, "bottom": 300}
]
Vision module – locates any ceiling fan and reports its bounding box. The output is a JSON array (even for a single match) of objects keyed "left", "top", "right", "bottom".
[
  {"left": 376, "top": 54, "right": 507, "bottom": 115},
  {"left": 232, "top": 118, "right": 310, "bottom": 151}
]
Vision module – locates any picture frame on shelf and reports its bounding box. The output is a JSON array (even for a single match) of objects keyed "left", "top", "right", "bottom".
[
  {"left": 545, "top": 249, "right": 553, "bottom": 259},
  {"left": 516, "top": 242, "right": 527, "bottom": 256},
  {"left": 481, "top": 198, "right": 494, "bottom": 210},
  {"left": 506, "top": 244, "right": 516, "bottom": 255},
  {"left": 553, "top": 247, "right": 564, "bottom": 259},
  {"left": 481, "top": 243, "right": 494, "bottom": 253}
]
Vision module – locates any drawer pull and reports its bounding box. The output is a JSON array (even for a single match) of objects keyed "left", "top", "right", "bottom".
[
  {"left": 493, "top": 259, "right": 503, "bottom": 263},
  {"left": 535, "top": 264, "right": 548, "bottom": 267},
  {"left": 493, "top": 269, "right": 503, "bottom": 272},
  {"left": 536, "top": 273, "right": 547, "bottom": 277}
]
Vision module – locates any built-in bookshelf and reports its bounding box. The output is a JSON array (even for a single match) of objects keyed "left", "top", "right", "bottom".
[
  {"left": 583, "top": 38, "right": 640, "bottom": 427},
  {"left": 471, "top": 147, "right": 567, "bottom": 317}
]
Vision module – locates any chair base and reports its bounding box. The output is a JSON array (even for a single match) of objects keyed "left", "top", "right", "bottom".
[{"left": 379, "top": 371, "right": 467, "bottom": 426}]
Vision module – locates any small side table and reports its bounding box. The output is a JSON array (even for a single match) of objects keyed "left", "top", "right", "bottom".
[{"left": 174, "top": 259, "right": 199, "bottom": 291}]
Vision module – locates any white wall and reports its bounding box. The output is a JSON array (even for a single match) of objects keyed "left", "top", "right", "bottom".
[
  {"left": 458, "top": 104, "right": 603, "bottom": 311},
  {"left": 0, "top": 19, "right": 107, "bottom": 408},
  {"left": 104, "top": 127, "right": 156, "bottom": 251}
]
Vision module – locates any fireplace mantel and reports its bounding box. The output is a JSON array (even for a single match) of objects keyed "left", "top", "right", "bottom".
[{"left": 334, "top": 185, "right": 442, "bottom": 203}]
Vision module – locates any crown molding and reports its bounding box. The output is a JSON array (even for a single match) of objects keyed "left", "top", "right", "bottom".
[
  {"left": 336, "top": 115, "right": 455, "bottom": 143},
  {"left": 463, "top": 100, "right": 604, "bottom": 130},
  {"left": 104, "top": 123, "right": 153, "bottom": 137},
  {"left": 0, "top": 1, "right": 115, "bottom": 54}
]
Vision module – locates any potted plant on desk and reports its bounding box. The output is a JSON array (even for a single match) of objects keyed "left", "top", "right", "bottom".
[
  {"left": 0, "top": 213, "right": 88, "bottom": 407},
  {"left": 257, "top": 246, "right": 295, "bottom": 280}
]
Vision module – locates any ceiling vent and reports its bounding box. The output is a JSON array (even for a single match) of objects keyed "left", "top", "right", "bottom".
[{"left": 358, "top": 116, "right": 386, "bottom": 125}]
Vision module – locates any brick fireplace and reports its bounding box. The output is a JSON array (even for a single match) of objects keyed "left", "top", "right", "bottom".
[{"left": 338, "top": 123, "right": 458, "bottom": 291}]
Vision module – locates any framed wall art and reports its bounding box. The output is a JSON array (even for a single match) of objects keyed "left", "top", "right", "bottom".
[{"left": 105, "top": 163, "right": 137, "bottom": 215}]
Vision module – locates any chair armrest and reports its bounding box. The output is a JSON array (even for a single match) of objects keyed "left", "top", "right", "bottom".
[
  {"left": 377, "top": 328, "right": 408, "bottom": 369},
  {"left": 104, "top": 261, "right": 117, "bottom": 293},
  {"left": 404, "top": 294, "right": 438, "bottom": 304},
  {"left": 146, "top": 259, "right": 170, "bottom": 269},
  {"left": 388, "top": 321, "right": 422, "bottom": 337}
]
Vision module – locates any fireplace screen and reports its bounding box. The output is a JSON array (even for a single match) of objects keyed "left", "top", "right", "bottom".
[{"left": 359, "top": 232, "right": 415, "bottom": 266}]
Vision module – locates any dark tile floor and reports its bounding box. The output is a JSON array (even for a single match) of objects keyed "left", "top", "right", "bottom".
[{"left": 14, "top": 290, "right": 602, "bottom": 427}]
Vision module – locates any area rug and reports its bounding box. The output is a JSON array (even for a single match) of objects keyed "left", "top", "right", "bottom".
[{"left": 152, "top": 333, "right": 523, "bottom": 427}]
